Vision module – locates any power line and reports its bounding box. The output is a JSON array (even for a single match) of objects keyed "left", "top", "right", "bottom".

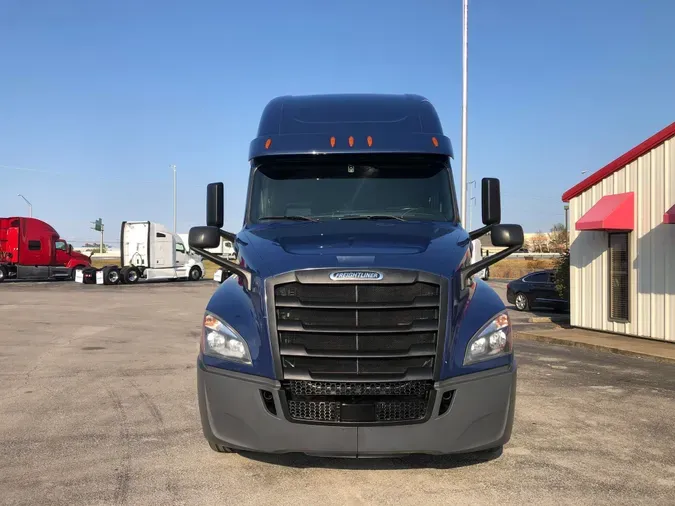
[{"left": 0, "top": 163, "right": 203, "bottom": 188}]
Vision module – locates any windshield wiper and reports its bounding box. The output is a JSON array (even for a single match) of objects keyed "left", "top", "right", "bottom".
[
  {"left": 339, "top": 214, "right": 407, "bottom": 222},
  {"left": 258, "top": 215, "right": 319, "bottom": 222}
]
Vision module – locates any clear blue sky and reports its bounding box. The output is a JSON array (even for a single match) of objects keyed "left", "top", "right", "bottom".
[{"left": 1, "top": 0, "right": 674, "bottom": 244}]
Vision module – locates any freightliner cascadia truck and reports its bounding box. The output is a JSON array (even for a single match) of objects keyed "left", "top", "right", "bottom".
[{"left": 188, "top": 94, "right": 524, "bottom": 457}]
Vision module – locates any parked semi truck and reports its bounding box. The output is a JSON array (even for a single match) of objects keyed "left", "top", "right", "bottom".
[
  {"left": 76, "top": 221, "right": 205, "bottom": 284},
  {"left": 0, "top": 217, "right": 92, "bottom": 282},
  {"left": 188, "top": 94, "right": 524, "bottom": 457}
]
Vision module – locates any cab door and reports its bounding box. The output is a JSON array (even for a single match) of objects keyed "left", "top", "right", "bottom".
[
  {"left": 54, "top": 239, "right": 70, "bottom": 266},
  {"left": 175, "top": 241, "right": 188, "bottom": 273}
]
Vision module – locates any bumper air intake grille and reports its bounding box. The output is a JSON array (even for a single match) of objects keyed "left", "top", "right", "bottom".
[
  {"left": 286, "top": 380, "right": 431, "bottom": 397},
  {"left": 268, "top": 270, "right": 447, "bottom": 425}
]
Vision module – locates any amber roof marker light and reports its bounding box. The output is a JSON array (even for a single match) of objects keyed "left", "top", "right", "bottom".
[
  {"left": 330, "top": 136, "right": 336, "bottom": 147},
  {"left": 348, "top": 136, "right": 355, "bottom": 147},
  {"left": 265, "top": 138, "right": 272, "bottom": 149},
  {"left": 367, "top": 136, "right": 373, "bottom": 147},
  {"left": 432, "top": 137, "right": 439, "bottom": 147}
]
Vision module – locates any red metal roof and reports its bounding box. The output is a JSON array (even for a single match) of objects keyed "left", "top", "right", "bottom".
[
  {"left": 562, "top": 122, "right": 675, "bottom": 202},
  {"left": 575, "top": 192, "right": 634, "bottom": 231},
  {"left": 664, "top": 205, "right": 675, "bottom": 224}
]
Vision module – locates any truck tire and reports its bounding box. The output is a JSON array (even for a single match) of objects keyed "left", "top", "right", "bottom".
[
  {"left": 208, "top": 441, "right": 234, "bottom": 453},
  {"left": 189, "top": 266, "right": 202, "bottom": 281},
  {"left": 0, "top": 265, "right": 6, "bottom": 283},
  {"left": 71, "top": 266, "right": 84, "bottom": 281},
  {"left": 123, "top": 266, "right": 140, "bottom": 284},
  {"left": 119, "top": 266, "right": 130, "bottom": 284},
  {"left": 102, "top": 266, "right": 121, "bottom": 285}
]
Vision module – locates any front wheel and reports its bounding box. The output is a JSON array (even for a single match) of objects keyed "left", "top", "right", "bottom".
[
  {"left": 189, "top": 266, "right": 202, "bottom": 281},
  {"left": 0, "top": 265, "right": 7, "bottom": 283},
  {"left": 514, "top": 292, "right": 530, "bottom": 311}
]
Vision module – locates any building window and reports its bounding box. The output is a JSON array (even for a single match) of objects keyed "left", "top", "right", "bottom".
[
  {"left": 608, "top": 233, "right": 629, "bottom": 322},
  {"left": 28, "top": 240, "right": 41, "bottom": 251}
]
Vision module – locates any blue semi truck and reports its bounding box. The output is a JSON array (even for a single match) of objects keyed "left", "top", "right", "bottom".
[{"left": 188, "top": 94, "right": 524, "bottom": 457}]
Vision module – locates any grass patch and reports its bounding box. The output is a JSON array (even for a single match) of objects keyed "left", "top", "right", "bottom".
[{"left": 489, "top": 257, "right": 557, "bottom": 280}]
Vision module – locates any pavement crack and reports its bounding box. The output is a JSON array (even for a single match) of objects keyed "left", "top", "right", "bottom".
[
  {"left": 107, "top": 387, "right": 131, "bottom": 505},
  {"left": 124, "top": 375, "right": 178, "bottom": 504}
]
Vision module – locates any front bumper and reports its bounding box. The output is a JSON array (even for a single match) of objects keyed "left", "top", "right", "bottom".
[{"left": 197, "top": 360, "right": 517, "bottom": 457}]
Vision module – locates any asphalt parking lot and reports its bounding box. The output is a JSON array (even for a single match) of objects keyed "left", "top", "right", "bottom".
[{"left": 2, "top": 281, "right": 675, "bottom": 505}]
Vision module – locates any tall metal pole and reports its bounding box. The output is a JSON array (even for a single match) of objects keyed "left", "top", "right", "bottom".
[
  {"left": 467, "top": 180, "right": 476, "bottom": 230},
  {"left": 171, "top": 164, "right": 177, "bottom": 234},
  {"left": 460, "top": 0, "right": 469, "bottom": 225},
  {"left": 564, "top": 204, "right": 570, "bottom": 246},
  {"left": 18, "top": 194, "right": 32, "bottom": 217}
]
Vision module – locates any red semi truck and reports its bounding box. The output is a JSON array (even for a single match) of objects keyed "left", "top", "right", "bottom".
[{"left": 0, "top": 217, "right": 92, "bottom": 282}]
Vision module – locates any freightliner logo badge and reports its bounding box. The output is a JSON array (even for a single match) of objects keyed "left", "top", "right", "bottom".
[{"left": 329, "top": 271, "right": 384, "bottom": 281}]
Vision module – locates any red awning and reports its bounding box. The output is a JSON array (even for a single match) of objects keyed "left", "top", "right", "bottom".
[
  {"left": 664, "top": 205, "right": 675, "bottom": 224},
  {"left": 575, "top": 192, "right": 634, "bottom": 231}
]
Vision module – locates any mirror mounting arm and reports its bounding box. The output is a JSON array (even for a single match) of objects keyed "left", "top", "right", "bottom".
[
  {"left": 460, "top": 244, "right": 521, "bottom": 290},
  {"left": 190, "top": 246, "right": 253, "bottom": 291},
  {"left": 219, "top": 229, "right": 236, "bottom": 243},
  {"left": 468, "top": 224, "right": 492, "bottom": 241}
]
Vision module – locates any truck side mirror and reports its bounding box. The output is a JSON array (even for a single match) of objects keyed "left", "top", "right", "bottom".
[
  {"left": 460, "top": 223, "right": 524, "bottom": 289},
  {"left": 490, "top": 224, "right": 524, "bottom": 247},
  {"left": 481, "top": 177, "right": 501, "bottom": 226},
  {"left": 206, "top": 182, "right": 224, "bottom": 228},
  {"left": 189, "top": 226, "right": 221, "bottom": 250}
]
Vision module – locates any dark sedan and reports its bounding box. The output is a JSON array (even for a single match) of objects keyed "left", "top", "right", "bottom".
[{"left": 506, "top": 269, "right": 569, "bottom": 312}]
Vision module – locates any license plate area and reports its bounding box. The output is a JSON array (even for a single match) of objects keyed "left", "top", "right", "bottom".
[{"left": 340, "top": 403, "right": 376, "bottom": 423}]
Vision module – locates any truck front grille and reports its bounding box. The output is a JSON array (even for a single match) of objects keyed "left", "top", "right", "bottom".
[
  {"left": 285, "top": 380, "right": 432, "bottom": 423},
  {"left": 267, "top": 270, "right": 447, "bottom": 425}
]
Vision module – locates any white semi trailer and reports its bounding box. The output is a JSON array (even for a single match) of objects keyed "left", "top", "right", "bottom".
[{"left": 76, "top": 221, "right": 205, "bottom": 285}]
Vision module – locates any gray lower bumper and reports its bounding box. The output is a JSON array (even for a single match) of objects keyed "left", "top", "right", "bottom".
[{"left": 197, "top": 361, "right": 517, "bottom": 457}]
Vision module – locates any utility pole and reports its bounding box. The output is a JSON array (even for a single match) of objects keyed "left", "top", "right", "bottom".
[
  {"left": 18, "top": 194, "right": 32, "bottom": 217},
  {"left": 460, "top": 0, "right": 469, "bottom": 225},
  {"left": 171, "top": 164, "right": 177, "bottom": 234},
  {"left": 468, "top": 196, "right": 476, "bottom": 231},
  {"left": 467, "top": 180, "right": 476, "bottom": 230}
]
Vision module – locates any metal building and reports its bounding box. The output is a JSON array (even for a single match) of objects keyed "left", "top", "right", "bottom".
[{"left": 562, "top": 122, "right": 675, "bottom": 342}]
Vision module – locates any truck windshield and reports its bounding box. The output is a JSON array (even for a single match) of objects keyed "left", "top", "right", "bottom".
[{"left": 248, "top": 158, "right": 456, "bottom": 223}]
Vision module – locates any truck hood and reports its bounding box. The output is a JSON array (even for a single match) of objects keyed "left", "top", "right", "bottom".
[
  {"left": 238, "top": 220, "right": 470, "bottom": 280},
  {"left": 71, "top": 251, "right": 92, "bottom": 264}
]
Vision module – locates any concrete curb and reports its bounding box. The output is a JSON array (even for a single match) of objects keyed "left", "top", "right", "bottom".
[
  {"left": 515, "top": 330, "right": 675, "bottom": 365},
  {"left": 528, "top": 315, "right": 570, "bottom": 324}
]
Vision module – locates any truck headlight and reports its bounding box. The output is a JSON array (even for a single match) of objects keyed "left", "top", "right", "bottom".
[
  {"left": 202, "top": 313, "right": 252, "bottom": 365},
  {"left": 463, "top": 311, "right": 512, "bottom": 365}
]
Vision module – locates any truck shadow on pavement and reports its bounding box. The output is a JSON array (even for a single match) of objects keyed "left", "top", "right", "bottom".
[{"left": 236, "top": 447, "right": 502, "bottom": 469}]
